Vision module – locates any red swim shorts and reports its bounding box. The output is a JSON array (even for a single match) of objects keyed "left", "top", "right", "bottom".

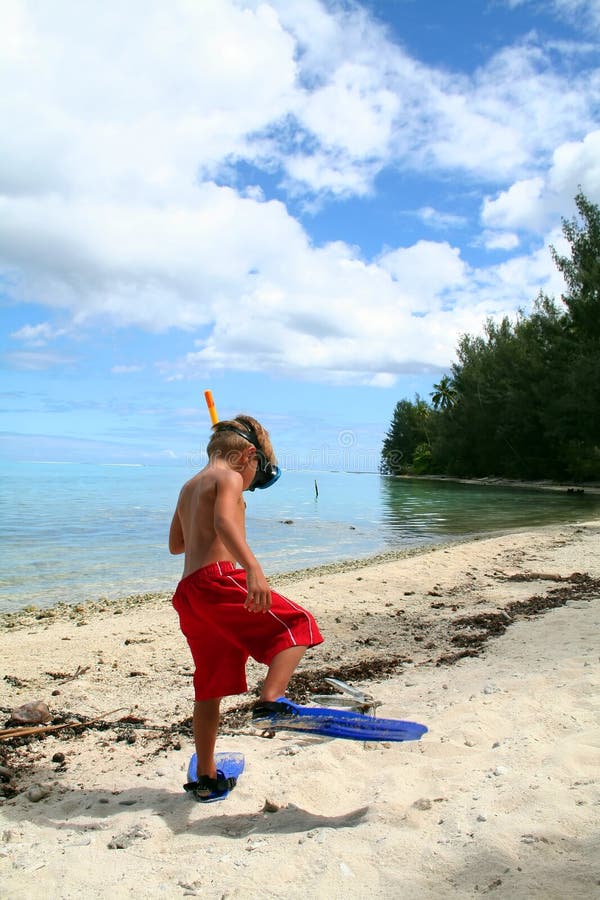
[{"left": 172, "top": 561, "right": 323, "bottom": 701}]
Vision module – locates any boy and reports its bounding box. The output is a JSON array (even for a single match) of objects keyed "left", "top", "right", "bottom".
[{"left": 169, "top": 414, "right": 323, "bottom": 800}]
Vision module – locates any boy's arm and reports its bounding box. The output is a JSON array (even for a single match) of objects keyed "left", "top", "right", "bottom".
[
  {"left": 214, "top": 471, "right": 272, "bottom": 613},
  {"left": 169, "top": 507, "right": 185, "bottom": 555}
]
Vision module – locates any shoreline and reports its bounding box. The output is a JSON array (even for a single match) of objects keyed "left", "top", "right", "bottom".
[
  {"left": 1, "top": 518, "right": 599, "bottom": 899},
  {"left": 0, "top": 523, "right": 561, "bottom": 629},
  {"left": 398, "top": 472, "right": 600, "bottom": 494},
  {"left": 3, "top": 469, "right": 600, "bottom": 621}
]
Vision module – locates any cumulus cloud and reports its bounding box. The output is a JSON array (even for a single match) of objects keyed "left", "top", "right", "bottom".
[
  {"left": 483, "top": 231, "right": 521, "bottom": 251},
  {"left": 482, "top": 130, "right": 600, "bottom": 233},
  {"left": 3, "top": 0, "right": 596, "bottom": 204},
  {"left": 0, "top": 0, "right": 597, "bottom": 384},
  {"left": 378, "top": 241, "right": 468, "bottom": 313},
  {"left": 156, "top": 233, "right": 565, "bottom": 386}
]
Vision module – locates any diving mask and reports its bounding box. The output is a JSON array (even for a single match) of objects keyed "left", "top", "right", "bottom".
[{"left": 218, "top": 423, "right": 281, "bottom": 491}]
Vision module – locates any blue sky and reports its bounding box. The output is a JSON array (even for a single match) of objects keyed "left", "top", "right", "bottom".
[{"left": 1, "top": 0, "right": 599, "bottom": 470}]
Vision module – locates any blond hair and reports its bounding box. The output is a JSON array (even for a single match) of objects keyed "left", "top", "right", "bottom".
[{"left": 207, "top": 414, "right": 276, "bottom": 464}]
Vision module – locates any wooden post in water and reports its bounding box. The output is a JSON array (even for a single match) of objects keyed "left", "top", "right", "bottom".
[{"left": 314, "top": 479, "right": 319, "bottom": 499}]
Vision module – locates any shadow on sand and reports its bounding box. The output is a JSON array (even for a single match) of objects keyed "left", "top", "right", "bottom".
[{"left": 3, "top": 781, "right": 370, "bottom": 839}]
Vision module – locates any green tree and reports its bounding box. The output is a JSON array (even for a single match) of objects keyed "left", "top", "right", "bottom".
[
  {"left": 548, "top": 191, "right": 600, "bottom": 477},
  {"left": 381, "top": 396, "right": 433, "bottom": 474},
  {"left": 551, "top": 190, "right": 600, "bottom": 340},
  {"left": 384, "top": 192, "right": 600, "bottom": 482},
  {"left": 430, "top": 375, "right": 457, "bottom": 411}
]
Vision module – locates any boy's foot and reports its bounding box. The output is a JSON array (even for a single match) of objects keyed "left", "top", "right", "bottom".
[
  {"left": 184, "top": 771, "right": 238, "bottom": 802},
  {"left": 253, "top": 698, "right": 295, "bottom": 716}
]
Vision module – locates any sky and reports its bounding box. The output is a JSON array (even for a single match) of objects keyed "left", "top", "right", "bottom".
[{"left": 1, "top": 0, "right": 600, "bottom": 471}]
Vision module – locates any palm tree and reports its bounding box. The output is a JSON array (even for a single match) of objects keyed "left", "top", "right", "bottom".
[{"left": 430, "top": 375, "right": 457, "bottom": 411}]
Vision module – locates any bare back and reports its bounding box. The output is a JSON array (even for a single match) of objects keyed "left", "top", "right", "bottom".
[{"left": 169, "top": 461, "right": 247, "bottom": 578}]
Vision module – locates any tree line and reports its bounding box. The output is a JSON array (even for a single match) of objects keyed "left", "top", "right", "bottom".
[{"left": 381, "top": 192, "right": 600, "bottom": 482}]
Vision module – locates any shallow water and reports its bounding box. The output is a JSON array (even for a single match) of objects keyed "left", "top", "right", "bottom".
[{"left": 1, "top": 462, "right": 598, "bottom": 612}]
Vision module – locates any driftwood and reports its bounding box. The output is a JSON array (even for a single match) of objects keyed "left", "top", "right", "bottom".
[
  {"left": 0, "top": 708, "right": 127, "bottom": 741},
  {"left": 494, "top": 571, "right": 586, "bottom": 583}
]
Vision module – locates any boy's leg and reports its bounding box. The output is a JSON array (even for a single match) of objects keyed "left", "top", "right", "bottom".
[
  {"left": 260, "top": 645, "right": 307, "bottom": 701},
  {"left": 193, "top": 697, "right": 221, "bottom": 779}
]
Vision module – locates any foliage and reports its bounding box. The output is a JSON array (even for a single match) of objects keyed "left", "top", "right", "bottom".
[
  {"left": 381, "top": 192, "right": 600, "bottom": 482},
  {"left": 381, "top": 396, "right": 433, "bottom": 474},
  {"left": 430, "top": 375, "right": 457, "bottom": 411}
]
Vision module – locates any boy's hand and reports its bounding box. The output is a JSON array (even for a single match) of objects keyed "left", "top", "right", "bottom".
[{"left": 244, "top": 569, "right": 272, "bottom": 613}]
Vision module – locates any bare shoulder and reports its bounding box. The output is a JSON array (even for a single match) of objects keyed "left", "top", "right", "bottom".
[
  {"left": 179, "top": 464, "right": 241, "bottom": 503},
  {"left": 213, "top": 465, "right": 243, "bottom": 488},
  {"left": 176, "top": 467, "right": 213, "bottom": 506}
]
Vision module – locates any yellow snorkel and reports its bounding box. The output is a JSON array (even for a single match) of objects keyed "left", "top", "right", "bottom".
[
  {"left": 204, "top": 389, "right": 281, "bottom": 491},
  {"left": 204, "top": 389, "right": 219, "bottom": 425}
]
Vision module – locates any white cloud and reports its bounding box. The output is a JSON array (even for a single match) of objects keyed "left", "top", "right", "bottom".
[
  {"left": 474, "top": 228, "right": 568, "bottom": 305},
  {"left": 284, "top": 150, "right": 379, "bottom": 198},
  {"left": 0, "top": 186, "right": 307, "bottom": 330},
  {"left": 420, "top": 40, "right": 598, "bottom": 181},
  {"left": 418, "top": 207, "right": 467, "bottom": 230},
  {"left": 549, "top": 129, "right": 600, "bottom": 195},
  {"left": 0, "top": 1, "right": 594, "bottom": 382},
  {"left": 482, "top": 177, "right": 546, "bottom": 231},
  {"left": 0, "top": 0, "right": 298, "bottom": 202},
  {"left": 300, "top": 62, "right": 399, "bottom": 158},
  {"left": 482, "top": 130, "right": 600, "bottom": 233},
  {"left": 483, "top": 231, "right": 520, "bottom": 251},
  {"left": 503, "top": 0, "right": 600, "bottom": 30},
  {"left": 4, "top": 0, "right": 593, "bottom": 207},
  {"left": 154, "top": 227, "right": 567, "bottom": 386},
  {"left": 378, "top": 241, "right": 468, "bottom": 313},
  {"left": 10, "top": 322, "right": 66, "bottom": 345}
]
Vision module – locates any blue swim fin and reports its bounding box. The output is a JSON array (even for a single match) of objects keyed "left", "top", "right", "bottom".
[
  {"left": 184, "top": 750, "right": 245, "bottom": 802},
  {"left": 252, "top": 698, "right": 427, "bottom": 742}
]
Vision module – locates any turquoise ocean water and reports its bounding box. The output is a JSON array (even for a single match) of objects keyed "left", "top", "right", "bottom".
[{"left": 1, "top": 461, "right": 599, "bottom": 613}]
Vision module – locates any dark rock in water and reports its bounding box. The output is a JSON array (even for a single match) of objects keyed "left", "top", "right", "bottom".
[{"left": 10, "top": 701, "right": 51, "bottom": 725}]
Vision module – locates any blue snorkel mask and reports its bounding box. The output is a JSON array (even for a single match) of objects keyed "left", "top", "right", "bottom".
[{"left": 218, "top": 422, "right": 281, "bottom": 492}]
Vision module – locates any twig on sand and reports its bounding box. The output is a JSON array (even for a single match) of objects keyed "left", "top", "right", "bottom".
[
  {"left": 0, "top": 707, "right": 127, "bottom": 741},
  {"left": 45, "top": 665, "right": 91, "bottom": 684},
  {"left": 60, "top": 664, "right": 91, "bottom": 683}
]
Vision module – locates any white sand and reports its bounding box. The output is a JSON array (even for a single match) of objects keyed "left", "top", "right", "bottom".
[{"left": 1, "top": 521, "right": 599, "bottom": 899}]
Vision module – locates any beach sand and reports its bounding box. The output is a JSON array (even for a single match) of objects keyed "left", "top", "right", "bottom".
[{"left": 1, "top": 520, "right": 599, "bottom": 899}]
